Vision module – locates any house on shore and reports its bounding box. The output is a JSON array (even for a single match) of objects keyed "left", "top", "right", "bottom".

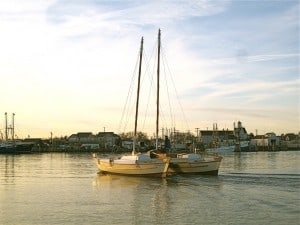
[
  {"left": 96, "top": 132, "right": 121, "bottom": 148},
  {"left": 68, "top": 132, "right": 121, "bottom": 150},
  {"left": 68, "top": 132, "right": 96, "bottom": 143},
  {"left": 281, "top": 133, "right": 300, "bottom": 150}
]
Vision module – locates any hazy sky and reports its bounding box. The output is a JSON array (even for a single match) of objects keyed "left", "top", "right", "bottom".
[{"left": 0, "top": 0, "right": 299, "bottom": 139}]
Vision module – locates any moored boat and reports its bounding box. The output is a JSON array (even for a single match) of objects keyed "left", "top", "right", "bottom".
[
  {"left": 206, "top": 145, "right": 235, "bottom": 154},
  {"left": 0, "top": 141, "right": 34, "bottom": 154},
  {"left": 149, "top": 151, "right": 222, "bottom": 175},
  {"left": 146, "top": 29, "right": 222, "bottom": 175},
  {"left": 0, "top": 113, "right": 33, "bottom": 154},
  {"left": 93, "top": 154, "right": 170, "bottom": 177},
  {"left": 93, "top": 32, "right": 170, "bottom": 177},
  {"left": 234, "top": 140, "right": 251, "bottom": 152}
]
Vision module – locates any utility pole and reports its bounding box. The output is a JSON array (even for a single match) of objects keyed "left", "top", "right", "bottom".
[
  {"left": 195, "top": 127, "right": 199, "bottom": 143},
  {"left": 50, "top": 132, "right": 53, "bottom": 145},
  {"left": 195, "top": 128, "right": 199, "bottom": 137}
]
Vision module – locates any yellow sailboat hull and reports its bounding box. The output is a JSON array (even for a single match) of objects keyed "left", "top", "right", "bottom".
[
  {"left": 94, "top": 155, "right": 170, "bottom": 177},
  {"left": 149, "top": 151, "right": 222, "bottom": 175},
  {"left": 168, "top": 158, "right": 221, "bottom": 175}
]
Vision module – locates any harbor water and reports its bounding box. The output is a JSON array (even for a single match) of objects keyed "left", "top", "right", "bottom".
[{"left": 1, "top": 151, "right": 299, "bottom": 225}]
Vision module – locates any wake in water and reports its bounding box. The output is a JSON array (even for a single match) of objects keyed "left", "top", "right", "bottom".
[{"left": 220, "top": 172, "right": 300, "bottom": 189}]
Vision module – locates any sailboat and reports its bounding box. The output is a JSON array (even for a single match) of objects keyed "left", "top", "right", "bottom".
[
  {"left": 148, "top": 29, "right": 223, "bottom": 175},
  {"left": 93, "top": 35, "right": 170, "bottom": 177}
]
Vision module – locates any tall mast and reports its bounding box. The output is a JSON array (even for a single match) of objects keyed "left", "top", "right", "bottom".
[
  {"left": 133, "top": 37, "right": 144, "bottom": 155},
  {"left": 5, "top": 112, "right": 8, "bottom": 141},
  {"left": 12, "top": 113, "right": 15, "bottom": 140},
  {"left": 156, "top": 29, "right": 161, "bottom": 150}
]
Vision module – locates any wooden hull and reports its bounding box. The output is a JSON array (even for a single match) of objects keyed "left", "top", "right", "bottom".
[
  {"left": 168, "top": 158, "right": 221, "bottom": 175},
  {"left": 149, "top": 151, "right": 222, "bottom": 175},
  {"left": 94, "top": 156, "right": 170, "bottom": 177}
]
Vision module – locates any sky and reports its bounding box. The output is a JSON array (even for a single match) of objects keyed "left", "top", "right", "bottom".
[{"left": 0, "top": 0, "right": 299, "bottom": 139}]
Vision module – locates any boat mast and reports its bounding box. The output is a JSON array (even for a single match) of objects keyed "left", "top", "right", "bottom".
[
  {"left": 156, "top": 29, "right": 161, "bottom": 150},
  {"left": 5, "top": 112, "right": 8, "bottom": 141},
  {"left": 12, "top": 113, "right": 15, "bottom": 140},
  {"left": 133, "top": 37, "right": 144, "bottom": 155}
]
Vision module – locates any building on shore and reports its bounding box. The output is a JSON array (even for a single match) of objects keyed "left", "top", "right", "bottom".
[
  {"left": 68, "top": 132, "right": 96, "bottom": 143},
  {"left": 251, "top": 132, "right": 280, "bottom": 151},
  {"left": 68, "top": 132, "right": 121, "bottom": 150},
  {"left": 198, "top": 121, "right": 248, "bottom": 149},
  {"left": 281, "top": 133, "right": 300, "bottom": 150},
  {"left": 96, "top": 132, "right": 121, "bottom": 149}
]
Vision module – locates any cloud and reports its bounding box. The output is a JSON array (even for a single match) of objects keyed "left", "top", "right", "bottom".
[
  {"left": 45, "top": 0, "right": 230, "bottom": 25},
  {"left": 0, "top": 0, "right": 298, "bottom": 137}
]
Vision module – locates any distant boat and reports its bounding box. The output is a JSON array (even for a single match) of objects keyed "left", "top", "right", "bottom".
[
  {"left": 234, "top": 140, "right": 252, "bottom": 152},
  {"left": 0, "top": 141, "right": 34, "bottom": 154},
  {"left": 233, "top": 121, "right": 255, "bottom": 152},
  {"left": 147, "top": 29, "right": 223, "bottom": 175},
  {"left": 93, "top": 32, "right": 170, "bottom": 177},
  {"left": 206, "top": 144, "right": 235, "bottom": 154},
  {"left": 0, "top": 113, "right": 34, "bottom": 154}
]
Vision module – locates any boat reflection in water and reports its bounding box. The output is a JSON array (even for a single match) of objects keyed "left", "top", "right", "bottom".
[
  {"left": 92, "top": 173, "right": 170, "bottom": 224},
  {"left": 93, "top": 174, "right": 144, "bottom": 189}
]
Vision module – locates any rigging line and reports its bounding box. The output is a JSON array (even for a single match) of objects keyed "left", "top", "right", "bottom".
[
  {"left": 140, "top": 37, "right": 172, "bottom": 134},
  {"left": 144, "top": 41, "right": 169, "bottom": 134},
  {"left": 154, "top": 46, "right": 175, "bottom": 130},
  {"left": 117, "top": 49, "right": 140, "bottom": 134},
  {"left": 139, "top": 48, "right": 149, "bottom": 130},
  {"left": 124, "top": 95, "right": 137, "bottom": 133},
  {"left": 141, "top": 39, "right": 157, "bottom": 132},
  {"left": 147, "top": 51, "right": 169, "bottom": 132},
  {"left": 161, "top": 47, "right": 191, "bottom": 131},
  {"left": 118, "top": 72, "right": 135, "bottom": 133},
  {"left": 161, "top": 46, "right": 175, "bottom": 129}
]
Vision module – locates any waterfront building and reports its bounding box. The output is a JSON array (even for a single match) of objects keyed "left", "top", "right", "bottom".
[
  {"left": 68, "top": 132, "right": 96, "bottom": 143},
  {"left": 251, "top": 132, "right": 280, "bottom": 151},
  {"left": 233, "top": 121, "right": 249, "bottom": 141},
  {"left": 199, "top": 129, "right": 235, "bottom": 147},
  {"left": 96, "top": 132, "right": 121, "bottom": 148}
]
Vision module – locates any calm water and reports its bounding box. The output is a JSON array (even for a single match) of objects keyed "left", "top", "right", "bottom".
[{"left": 1, "top": 151, "right": 299, "bottom": 225}]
